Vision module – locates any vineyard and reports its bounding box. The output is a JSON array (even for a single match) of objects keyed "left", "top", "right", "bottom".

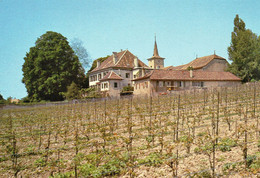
[{"left": 0, "top": 83, "right": 260, "bottom": 177}]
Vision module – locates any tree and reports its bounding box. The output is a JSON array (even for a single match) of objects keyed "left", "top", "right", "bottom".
[
  {"left": 70, "top": 38, "right": 91, "bottom": 70},
  {"left": 0, "top": 94, "right": 3, "bottom": 101},
  {"left": 88, "top": 56, "right": 109, "bottom": 73},
  {"left": 64, "top": 82, "right": 80, "bottom": 100},
  {"left": 22, "top": 31, "right": 84, "bottom": 101},
  {"left": 0, "top": 94, "right": 5, "bottom": 104},
  {"left": 227, "top": 15, "right": 260, "bottom": 82},
  {"left": 85, "top": 56, "right": 109, "bottom": 88}
]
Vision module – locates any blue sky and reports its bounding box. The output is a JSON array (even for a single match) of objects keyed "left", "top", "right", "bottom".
[{"left": 1, "top": 0, "right": 260, "bottom": 99}]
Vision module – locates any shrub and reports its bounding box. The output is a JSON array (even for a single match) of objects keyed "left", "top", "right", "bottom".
[
  {"left": 79, "top": 154, "right": 126, "bottom": 177},
  {"left": 122, "top": 86, "right": 134, "bottom": 92},
  {"left": 64, "top": 82, "right": 80, "bottom": 100},
  {"left": 246, "top": 155, "right": 257, "bottom": 168},
  {"left": 34, "top": 157, "right": 46, "bottom": 167},
  {"left": 138, "top": 152, "right": 163, "bottom": 167},
  {"left": 217, "top": 138, "right": 237, "bottom": 152},
  {"left": 222, "top": 162, "right": 238, "bottom": 174},
  {"left": 53, "top": 171, "right": 75, "bottom": 178}
]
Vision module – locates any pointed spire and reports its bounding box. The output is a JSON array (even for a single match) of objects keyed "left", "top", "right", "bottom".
[{"left": 153, "top": 34, "right": 159, "bottom": 57}]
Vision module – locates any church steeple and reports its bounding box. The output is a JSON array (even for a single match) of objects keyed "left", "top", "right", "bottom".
[
  {"left": 147, "top": 35, "right": 165, "bottom": 69},
  {"left": 153, "top": 35, "right": 159, "bottom": 57}
]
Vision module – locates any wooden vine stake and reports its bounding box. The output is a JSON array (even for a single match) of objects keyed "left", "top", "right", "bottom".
[
  {"left": 176, "top": 95, "right": 180, "bottom": 177},
  {"left": 216, "top": 92, "right": 220, "bottom": 144},
  {"left": 209, "top": 91, "right": 216, "bottom": 178},
  {"left": 244, "top": 103, "right": 248, "bottom": 169},
  {"left": 253, "top": 82, "right": 258, "bottom": 137},
  {"left": 128, "top": 97, "right": 134, "bottom": 178},
  {"left": 74, "top": 123, "right": 79, "bottom": 178}
]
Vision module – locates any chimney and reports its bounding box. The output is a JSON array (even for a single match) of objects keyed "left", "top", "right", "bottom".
[
  {"left": 113, "top": 52, "right": 118, "bottom": 64},
  {"left": 97, "top": 60, "right": 100, "bottom": 68},
  {"left": 134, "top": 57, "right": 138, "bottom": 68},
  {"left": 141, "top": 67, "right": 145, "bottom": 77},
  {"left": 190, "top": 69, "right": 193, "bottom": 78}
]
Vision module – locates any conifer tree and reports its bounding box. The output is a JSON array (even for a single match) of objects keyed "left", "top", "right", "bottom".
[{"left": 228, "top": 15, "right": 260, "bottom": 82}]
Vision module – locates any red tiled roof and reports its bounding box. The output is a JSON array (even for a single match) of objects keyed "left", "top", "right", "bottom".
[
  {"left": 99, "top": 71, "right": 123, "bottom": 81},
  {"left": 133, "top": 70, "right": 241, "bottom": 81},
  {"left": 163, "top": 66, "right": 175, "bottom": 70},
  {"left": 169, "top": 54, "right": 226, "bottom": 70},
  {"left": 91, "top": 50, "right": 148, "bottom": 72},
  {"left": 132, "top": 70, "right": 154, "bottom": 81}
]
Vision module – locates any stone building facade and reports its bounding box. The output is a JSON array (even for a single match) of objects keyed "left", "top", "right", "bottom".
[
  {"left": 89, "top": 38, "right": 241, "bottom": 97},
  {"left": 88, "top": 50, "right": 148, "bottom": 97},
  {"left": 133, "top": 70, "right": 241, "bottom": 96}
]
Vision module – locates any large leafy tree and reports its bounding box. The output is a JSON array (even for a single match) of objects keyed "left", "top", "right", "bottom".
[
  {"left": 228, "top": 15, "right": 260, "bottom": 82},
  {"left": 22, "top": 31, "right": 84, "bottom": 101}
]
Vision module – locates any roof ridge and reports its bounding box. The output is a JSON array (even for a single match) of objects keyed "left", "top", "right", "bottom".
[
  {"left": 115, "top": 50, "right": 128, "bottom": 65},
  {"left": 108, "top": 71, "right": 113, "bottom": 78},
  {"left": 112, "top": 69, "right": 123, "bottom": 79}
]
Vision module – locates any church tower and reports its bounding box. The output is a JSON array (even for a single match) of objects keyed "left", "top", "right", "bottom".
[{"left": 147, "top": 36, "right": 165, "bottom": 69}]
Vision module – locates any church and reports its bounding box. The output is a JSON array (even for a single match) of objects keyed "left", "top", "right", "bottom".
[{"left": 88, "top": 39, "right": 241, "bottom": 97}]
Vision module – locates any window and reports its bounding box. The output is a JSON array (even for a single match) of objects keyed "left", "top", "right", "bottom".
[
  {"left": 98, "top": 74, "right": 101, "bottom": 80},
  {"left": 114, "top": 82, "right": 118, "bottom": 88},
  {"left": 156, "top": 66, "right": 160, "bottom": 69},
  {"left": 134, "top": 75, "right": 136, "bottom": 78},
  {"left": 192, "top": 81, "right": 204, "bottom": 87},
  {"left": 126, "top": 73, "right": 130, "bottom": 78},
  {"left": 103, "top": 83, "right": 108, "bottom": 89}
]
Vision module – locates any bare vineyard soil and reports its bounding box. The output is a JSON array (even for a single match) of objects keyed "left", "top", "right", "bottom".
[{"left": 0, "top": 83, "right": 260, "bottom": 177}]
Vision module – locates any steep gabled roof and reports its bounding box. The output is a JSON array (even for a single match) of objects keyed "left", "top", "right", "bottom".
[
  {"left": 133, "top": 70, "right": 241, "bottom": 81},
  {"left": 91, "top": 50, "right": 148, "bottom": 73},
  {"left": 169, "top": 54, "right": 226, "bottom": 70},
  {"left": 100, "top": 71, "right": 123, "bottom": 81}
]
